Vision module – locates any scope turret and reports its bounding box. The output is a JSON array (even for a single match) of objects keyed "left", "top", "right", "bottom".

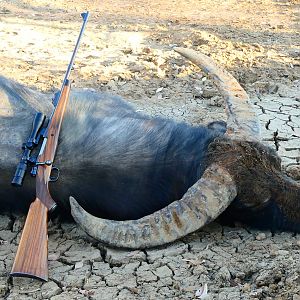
[{"left": 25, "top": 112, "right": 46, "bottom": 149}]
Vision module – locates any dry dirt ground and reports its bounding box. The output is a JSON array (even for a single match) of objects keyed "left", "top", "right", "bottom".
[{"left": 0, "top": 0, "right": 300, "bottom": 299}]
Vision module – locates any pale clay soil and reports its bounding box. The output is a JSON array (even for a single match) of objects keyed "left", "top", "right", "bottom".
[{"left": 0, "top": 0, "right": 300, "bottom": 299}]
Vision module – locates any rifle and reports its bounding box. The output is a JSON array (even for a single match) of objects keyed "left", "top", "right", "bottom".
[{"left": 10, "top": 11, "right": 89, "bottom": 281}]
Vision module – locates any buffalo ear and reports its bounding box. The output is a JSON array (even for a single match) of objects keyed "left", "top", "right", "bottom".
[{"left": 207, "top": 121, "right": 227, "bottom": 135}]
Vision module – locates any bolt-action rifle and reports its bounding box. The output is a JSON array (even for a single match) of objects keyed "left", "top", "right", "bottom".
[{"left": 10, "top": 11, "right": 89, "bottom": 281}]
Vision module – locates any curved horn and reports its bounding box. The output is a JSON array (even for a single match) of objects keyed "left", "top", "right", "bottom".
[
  {"left": 70, "top": 164, "right": 237, "bottom": 248},
  {"left": 70, "top": 48, "right": 255, "bottom": 248},
  {"left": 174, "top": 47, "right": 260, "bottom": 141}
]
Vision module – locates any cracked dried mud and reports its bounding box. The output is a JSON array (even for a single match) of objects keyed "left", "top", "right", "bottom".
[{"left": 0, "top": 0, "right": 299, "bottom": 299}]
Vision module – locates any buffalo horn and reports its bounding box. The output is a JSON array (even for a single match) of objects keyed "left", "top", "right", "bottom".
[
  {"left": 70, "top": 48, "right": 260, "bottom": 248},
  {"left": 174, "top": 47, "right": 261, "bottom": 141},
  {"left": 70, "top": 164, "right": 236, "bottom": 248}
]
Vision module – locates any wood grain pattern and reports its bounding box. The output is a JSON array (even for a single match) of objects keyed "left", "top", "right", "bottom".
[
  {"left": 36, "top": 82, "right": 71, "bottom": 210},
  {"left": 10, "top": 82, "right": 71, "bottom": 281},
  {"left": 10, "top": 198, "right": 48, "bottom": 281}
]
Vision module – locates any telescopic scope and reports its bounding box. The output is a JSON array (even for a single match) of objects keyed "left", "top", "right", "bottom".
[{"left": 11, "top": 112, "right": 46, "bottom": 186}]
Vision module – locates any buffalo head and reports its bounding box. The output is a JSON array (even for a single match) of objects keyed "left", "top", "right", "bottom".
[{"left": 69, "top": 48, "right": 299, "bottom": 248}]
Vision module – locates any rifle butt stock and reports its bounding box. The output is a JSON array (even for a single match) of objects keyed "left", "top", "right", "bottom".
[{"left": 10, "top": 198, "right": 49, "bottom": 281}]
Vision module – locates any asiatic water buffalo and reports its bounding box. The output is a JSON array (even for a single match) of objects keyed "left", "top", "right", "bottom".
[{"left": 0, "top": 48, "right": 299, "bottom": 249}]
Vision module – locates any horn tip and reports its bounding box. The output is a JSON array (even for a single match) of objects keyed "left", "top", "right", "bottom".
[
  {"left": 69, "top": 196, "right": 82, "bottom": 217},
  {"left": 173, "top": 46, "right": 185, "bottom": 54},
  {"left": 69, "top": 196, "right": 76, "bottom": 207}
]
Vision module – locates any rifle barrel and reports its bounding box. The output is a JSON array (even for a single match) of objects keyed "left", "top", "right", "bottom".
[
  {"left": 45, "top": 11, "right": 89, "bottom": 137},
  {"left": 61, "top": 11, "right": 89, "bottom": 90}
]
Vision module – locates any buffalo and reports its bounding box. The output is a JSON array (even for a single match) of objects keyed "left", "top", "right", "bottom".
[{"left": 0, "top": 48, "right": 299, "bottom": 249}]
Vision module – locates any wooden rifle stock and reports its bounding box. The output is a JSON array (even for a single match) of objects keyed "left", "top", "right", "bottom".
[
  {"left": 10, "top": 199, "right": 48, "bottom": 280},
  {"left": 10, "top": 11, "right": 89, "bottom": 281},
  {"left": 11, "top": 83, "right": 71, "bottom": 281}
]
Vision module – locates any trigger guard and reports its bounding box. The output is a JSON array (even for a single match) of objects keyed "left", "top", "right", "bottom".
[{"left": 49, "top": 166, "right": 60, "bottom": 182}]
